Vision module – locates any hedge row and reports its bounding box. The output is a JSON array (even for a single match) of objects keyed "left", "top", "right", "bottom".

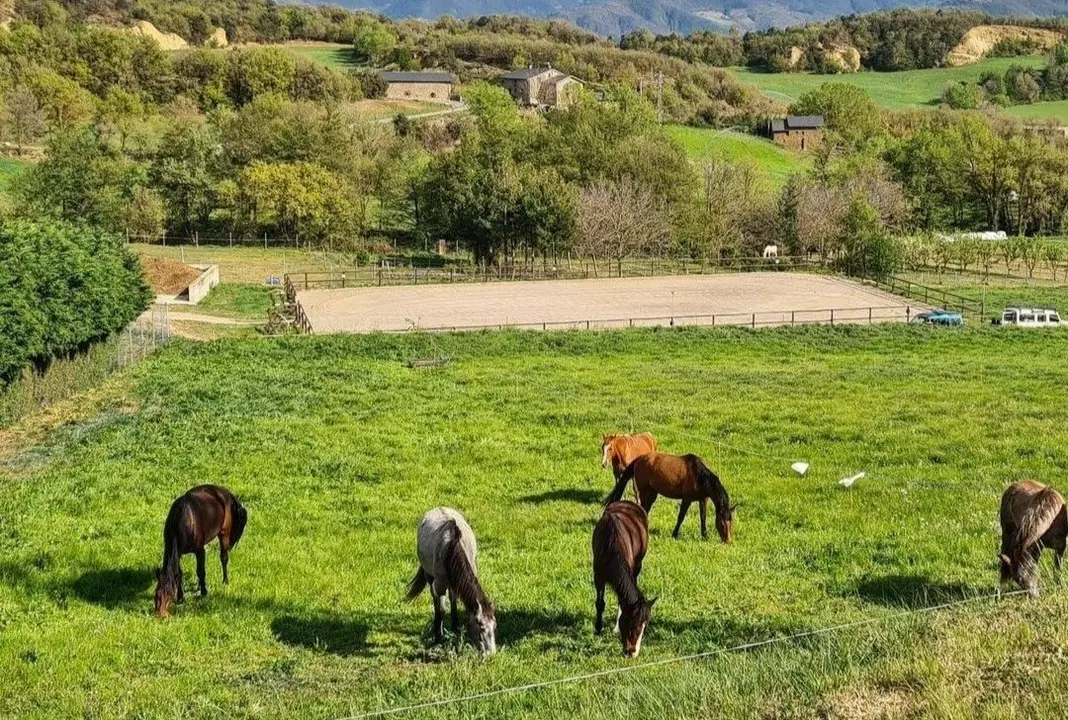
[{"left": 0, "top": 219, "right": 151, "bottom": 385}]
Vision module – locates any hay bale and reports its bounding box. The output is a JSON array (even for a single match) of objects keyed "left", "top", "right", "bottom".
[{"left": 128, "top": 20, "right": 188, "bottom": 51}]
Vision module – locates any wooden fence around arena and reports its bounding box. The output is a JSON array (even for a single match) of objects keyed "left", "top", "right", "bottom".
[
  {"left": 285, "top": 255, "right": 825, "bottom": 291},
  {"left": 370, "top": 304, "right": 915, "bottom": 334},
  {"left": 867, "top": 275, "right": 984, "bottom": 318}
]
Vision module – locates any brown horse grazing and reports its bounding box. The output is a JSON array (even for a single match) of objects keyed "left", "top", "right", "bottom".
[
  {"left": 605, "top": 452, "right": 735, "bottom": 542},
  {"left": 1000, "top": 480, "right": 1067, "bottom": 597},
  {"left": 593, "top": 501, "right": 656, "bottom": 657},
  {"left": 601, "top": 432, "right": 658, "bottom": 481},
  {"left": 154, "top": 485, "right": 248, "bottom": 618}
]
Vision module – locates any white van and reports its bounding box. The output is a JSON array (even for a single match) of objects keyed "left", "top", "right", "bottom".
[{"left": 999, "top": 307, "right": 1062, "bottom": 327}]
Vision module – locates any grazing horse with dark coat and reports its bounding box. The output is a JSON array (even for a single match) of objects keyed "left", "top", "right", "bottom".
[
  {"left": 154, "top": 485, "right": 247, "bottom": 618},
  {"left": 601, "top": 432, "right": 658, "bottom": 481},
  {"left": 407, "top": 507, "right": 497, "bottom": 656},
  {"left": 593, "top": 501, "right": 656, "bottom": 657},
  {"left": 605, "top": 452, "right": 735, "bottom": 542},
  {"left": 1000, "top": 480, "right": 1067, "bottom": 597}
]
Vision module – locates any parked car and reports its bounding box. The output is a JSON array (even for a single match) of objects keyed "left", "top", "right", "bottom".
[
  {"left": 912, "top": 309, "right": 964, "bottom": 326},
  {"left": 995, "top": 307, "right": 1062, "bottom": 327}
]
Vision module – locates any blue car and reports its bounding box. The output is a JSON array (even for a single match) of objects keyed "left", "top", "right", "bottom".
[{"left": 912, "top": 309, "right": 964, "bottom": 326}]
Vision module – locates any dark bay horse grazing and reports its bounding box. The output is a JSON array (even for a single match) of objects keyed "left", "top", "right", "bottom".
[
  {"left": 407, "top": 507, "right": 497, "bottom": 656},
  {"left": 605, "top": 452, "right": 735, "bottom": 542},
  {"left": 1000, "top": 480, "right": 1067, "bottom": 597},
  {"left": 601, "top": 432, "right": 658, "bottom": 481},
  {"left": 593, "top": 501, "right": 656, "bottom": 657},
  {"left": 154, "top": 485, "right": 248, "bottom": 618}
]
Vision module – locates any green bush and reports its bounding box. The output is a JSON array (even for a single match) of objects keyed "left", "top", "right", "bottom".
[{"left": 0, "top": 219, "right": 150, "bottom": 385}]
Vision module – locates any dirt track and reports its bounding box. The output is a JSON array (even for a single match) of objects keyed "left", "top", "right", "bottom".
[{"left": 297, "top": 273, "right": 921, "bottom": 333}]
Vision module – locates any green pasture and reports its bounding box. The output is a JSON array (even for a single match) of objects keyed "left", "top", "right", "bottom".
[
  {"left": 283, "top": 43, "right": 360, "bottom": 71},
  {"left": 727, "top": 56, "right": 1048, "bottom": 111},
  {"left": 665, "top": 125, "right": 808, "bottom": 188},
  {"left": 2, "top": 326, "right": 1068, "bottom": 718}
]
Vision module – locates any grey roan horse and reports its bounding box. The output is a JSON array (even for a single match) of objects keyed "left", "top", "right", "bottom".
[{"left": 407, "top": 507, "right": 497, "bottom": 655}]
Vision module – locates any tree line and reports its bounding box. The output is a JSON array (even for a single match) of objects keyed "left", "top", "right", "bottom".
[{"left": 625, "top": 9, "right": 1068, "bottom": 73}]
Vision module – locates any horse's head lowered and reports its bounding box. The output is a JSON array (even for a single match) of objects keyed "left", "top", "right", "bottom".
[
  {"left": 468, "top": 601, "right": 497, "bottom": 656},
  {"left": 619, "top": 597, "right": 656, "bottom": 657},
  {"left": 716, "top": 503, "right": 738, "bottom": 544},
  {"left": 154, "top": 567, "right": 178, "bottom": 618},
  {"left": 1000, "top": 553, "right": 1040, "bottom": 597}
]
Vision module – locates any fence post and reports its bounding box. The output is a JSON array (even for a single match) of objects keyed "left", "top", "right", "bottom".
[
  {"left": 791, "top": 310, "right": 795, "bottom": 326},
  {"left": 586, "top": 320, "right": 590, "bottom": 330},
  {"left": 341, "top": 274, "right": 346, "bottom": 289},
  {"left": 869, "top": 307, "right": 873, "bottom": 324},
  {"left": 304, "top": 272, "right": 308, "bottom": 290},
  {"left": 264, "top": 233, "right": 268, "bottom": 250},
  {"left": 752, "top": 313, "right": 756, "bottom": 329},
  {"left": 830, "top": 309, "right": 835, "bottom": 326}
]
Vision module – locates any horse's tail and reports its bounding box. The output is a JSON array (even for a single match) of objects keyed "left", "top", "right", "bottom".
[
  {"left": 1016, "top": 487, "right": 1065, "bottom": 561},
  {"left": 604, "top": 458, "right": 638, "bottom": 506},
  {"left": 405, "top": 567, "right": 428, "bottom": 601},
  {"left": 230, "top": 500, "right": 248, "bottom": 549}
]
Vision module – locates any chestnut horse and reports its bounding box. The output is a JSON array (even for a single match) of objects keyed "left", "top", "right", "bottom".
[
  {"left": 154, "top": 485, "right": 248, "bottom": 618},
  {"left": 593, "top": 501, "right": 656, "bottom": 657},
  {"left": 1000, "top": 480, "right": 1066, "bottom": 597},
  {"left": 605, "top": 452, "right": 735, "bottom": 542},
  {"left": 601, "top": 432, "right": 658, "bottom": 480}
]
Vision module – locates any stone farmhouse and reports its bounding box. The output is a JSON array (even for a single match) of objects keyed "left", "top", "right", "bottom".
[
  {"left": 501, "top": 67, "right": 583, "bottom": 109},
  {"left": 379, "top": 71, "right": 457, "bottom": 103},
  {"left": 770, "top": 115, "right": 825, "bottom": 151}
]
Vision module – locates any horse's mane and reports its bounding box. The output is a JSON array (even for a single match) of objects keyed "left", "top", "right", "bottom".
[
  {"left": 598, "top": 515, "right": 644, "bottom": 608},
  {"left": 687, "top": 455, "right": 730, "bottom": 511},
  {"left": 443, "top": 520, "right": 492, "bottom": 615}
]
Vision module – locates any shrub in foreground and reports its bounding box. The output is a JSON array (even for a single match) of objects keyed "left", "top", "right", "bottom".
[{"left": 0, "top": 219, "right": 151, "bottom": 385}]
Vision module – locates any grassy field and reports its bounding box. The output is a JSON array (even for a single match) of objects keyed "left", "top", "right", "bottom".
[
  {"left": 727, "top": 57, "right": 1047, "bottom": 110},
  {"left": 1002, "top": 99, "right": 1068, "bottom": 123},
  {"left": 665, "top": 125, "right": 808, "bottom": 188},
  {"left": 134, "top": 244, "right": 364, "bottom": 285},
  {"left": 3, "top": 326, "right": 1068, "bottom": 718},
  {"left": 903, "top": 272, "right": 1068, "bottom": 317},
  {"left": 0, "top": 156, "right": 30, "bottom": 191},
  {"left": 282, "top": 42, "right": 360, "bottom": 71}
]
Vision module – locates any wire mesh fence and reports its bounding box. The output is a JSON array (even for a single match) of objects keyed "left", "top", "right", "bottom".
[{"left": 0, "top": 306, "right": 172, "bottom": 427}]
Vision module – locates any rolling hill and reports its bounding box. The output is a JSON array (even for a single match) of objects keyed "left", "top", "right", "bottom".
[{"left": 347, "top": 0, "right": 1068, "bottom": 35}]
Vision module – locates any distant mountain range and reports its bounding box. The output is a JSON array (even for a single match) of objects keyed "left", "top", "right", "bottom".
[{"left": 332, "top": 0, "right": 1068, "bottom": 36}]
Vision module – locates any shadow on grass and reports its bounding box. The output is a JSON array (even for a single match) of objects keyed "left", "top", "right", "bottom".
[
  {"left": 69, "top": 566, "right": 155, "bottom": 608},
  {"left": 847, "top": 574, "right": 977, "bottom": 608},
  {"left": 497, "top": 606, "right": 587, "bottom": 645},
  {"left": 272, "top": 614, "right": 373, "bottom": 657},
  {"left": 520, "top": 488, "right": 604, "bottom": 505}
]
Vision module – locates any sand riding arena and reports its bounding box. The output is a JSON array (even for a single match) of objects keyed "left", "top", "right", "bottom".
[{"left": 295, "top": 272, "right": 922, "bottom": 333}]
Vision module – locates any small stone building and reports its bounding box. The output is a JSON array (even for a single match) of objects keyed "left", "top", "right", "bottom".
[
  {"left": 501, "top": 67, "right": 583, "bottom": 109},
  {"left": 379, "top": 71, "right": 457, "bottom": 103},
  {"left": 770, "top": 115, "right": 825, "bottom": 151}
]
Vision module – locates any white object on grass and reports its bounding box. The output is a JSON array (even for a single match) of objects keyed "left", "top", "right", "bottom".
[
  {"left": 839, "top": 472, "right": 866, "bottom": 488},
  {"left": 791, "top": 462, "right": 809, "bottom": 476}
]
